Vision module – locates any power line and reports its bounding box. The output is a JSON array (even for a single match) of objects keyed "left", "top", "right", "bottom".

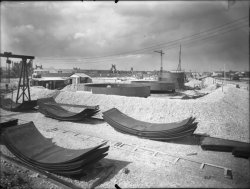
[
  {"left": 38, "top": 16, "right": 248, "bottom": 61},
  {"left": 40, "top": 25, "right": 247, "bottom": 69},
  {"left": 39, "top": 19, "right": 247, "bottom": 62},
  {"left": 164, "top": 24, "right": 248, "bottom": 51},
  {"left": 41, "top": 17, "right": 248, "bottom": 60},
  {"left": 37, "top": 23, "right": 248, "bottom": 65}
]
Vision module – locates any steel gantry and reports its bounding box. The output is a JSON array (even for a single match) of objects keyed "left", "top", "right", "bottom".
[{"left": 0, "top": 52, "right": 35, "bottom": 103}]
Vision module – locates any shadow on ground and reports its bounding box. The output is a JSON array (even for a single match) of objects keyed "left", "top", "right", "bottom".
[
  {"left": 68, "top": 158, "right": 131, "bottom": 188},
  {"left": 167, "top": 134, "right": 210, "bottom": 145},
  {"left": 0, "top": 108, "right": 38, "bottom": 116}
]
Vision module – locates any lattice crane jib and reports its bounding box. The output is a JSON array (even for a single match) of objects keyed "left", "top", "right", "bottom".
[{"left": 0, "top": 52, "right": 35, "bottom": 103}]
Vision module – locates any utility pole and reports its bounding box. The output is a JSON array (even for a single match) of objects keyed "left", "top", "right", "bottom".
[
  {"left": 222, "top": 64, "right": 225, "bottom": 92},
  {"left": 154, "top": 50, "right": 165, "bottom": 73},
  {"left": 6, "top": 58, "right": 11, "bottom": 83},
  {"left": 177, "top": 44, "right": 181, "bottom": 71}
]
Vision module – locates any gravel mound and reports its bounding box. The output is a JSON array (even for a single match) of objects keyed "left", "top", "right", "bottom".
[
  {"left": 203, "top": 77, "right": 215, "bottom": 87},
  {"left": 185, "top": 79, "right": 202, "bottom": 88},
  {"left": 5, "top": 85, "right": 249, "bottom": 142},
  {"left": 57, "top": 85, "right": 249, "bottom": 142},
  {"left": 5, "top": 86, "right": 59, "bottom": 101}
]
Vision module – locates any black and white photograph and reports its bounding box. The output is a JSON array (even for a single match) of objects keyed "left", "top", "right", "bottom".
[{"left": 0, "top": 0, "right": 249, "bottom": 188}]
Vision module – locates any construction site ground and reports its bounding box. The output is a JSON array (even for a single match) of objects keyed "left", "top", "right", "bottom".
[{"left": 0, "top": 77, "right": 249, "bottom": 188}]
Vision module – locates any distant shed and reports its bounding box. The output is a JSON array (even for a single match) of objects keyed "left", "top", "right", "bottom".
[
  {"left": 70, "top": 73, "right": 92, "bottom": 85},
  {"left": 31, "top": 73, "right": 72, "bottom": 90}
]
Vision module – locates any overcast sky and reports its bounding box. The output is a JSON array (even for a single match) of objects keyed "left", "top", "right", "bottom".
[{"left": 1, "top": 1, "right": 249, "bottom": 72}]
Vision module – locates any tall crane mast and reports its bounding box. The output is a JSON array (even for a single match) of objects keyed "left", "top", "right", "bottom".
[
  {"left": 177, "top": 44, "right": 182, "bottom": 71},
  {"left": 154, "top": 50, "right": 165, "bottom": 73}
]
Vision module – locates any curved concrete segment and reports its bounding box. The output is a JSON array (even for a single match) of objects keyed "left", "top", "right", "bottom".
[
  {"left": 38, "top": 97, "right": 99, "bottom": 121},
  {"left": 0, "top": 98, "right": 37, "bottom": 112},
  {"left": 232, "top": 147, "right": 250, "bottom": 159},
  {"left": 103, "top": 108, "right": 197, "bottom": 141},
  {"left": 2, "top": 121, "right": 109, "bottom": 175},
  {"left": 131, "top": 80, "right": 175, "bottom": 93},
  {"left": 84, "top": 83, "right": 150, "bottom": 98}
]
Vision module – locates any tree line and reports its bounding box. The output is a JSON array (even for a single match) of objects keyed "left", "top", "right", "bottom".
[{"left": 0, "top": 62, "right": 33, "bottom": 78}]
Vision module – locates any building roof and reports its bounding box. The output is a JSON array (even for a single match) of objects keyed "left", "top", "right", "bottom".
[
  {"left": 33, "top": 69, "right": 50, "bottom": 72},
  {"left": 170, "top": 70, "right": 185, "bottom": 73},
  {"left": 32, "top": 77, "right": 67, "bottom": 81},
  {"left": 41, "top": 73, "right": 73, "bottom": 78},
  {"left": 70, "top": 73, "right": 91, "bottom": 78},
  {"left": 58, "top": 69, "right": 74, "bottom": 73}
]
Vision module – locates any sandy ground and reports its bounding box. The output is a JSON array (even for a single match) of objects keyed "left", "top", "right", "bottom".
[{"left": 1, "top": 77, "right": 250, "bottom": 188}]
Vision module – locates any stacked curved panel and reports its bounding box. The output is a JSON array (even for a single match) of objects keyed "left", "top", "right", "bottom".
[
  {"left": 0, "top": 98, "right": 37, "bottom": 112},
  {"left": 201, "top": 137, "right": 250, "bottom": 159},
  {"left": 103, "top": 108, "right": 197, "bottom": 141},
  {"left": 38, "top": 97, "right": 99, "bottom": 121},
  {"left": 0, "top": 118, "right": 18, "bottom": 131},
  {"left": 2, "top": 122, "right": 109, "bottom": 176}
]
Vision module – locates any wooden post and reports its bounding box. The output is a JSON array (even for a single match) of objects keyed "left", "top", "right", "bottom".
[
  {"left": 223, "top": 64, "right": 225, "bottom": 92},
  {"left": 11, "top": 88, "right": 13, "bottom": 110},
  {"left": 27, "top": 61, "right": 31, "bottom": 101}
]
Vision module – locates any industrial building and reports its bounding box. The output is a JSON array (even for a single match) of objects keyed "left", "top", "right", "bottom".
[
  {"left": 158, "top": 71, "right": 186, "bottom": 89},
  {"left": 31, "top": 73, "right": 72, "bottom": 90},
  {"left": 70, "top": 73, "right": 92, "bottom": 85}
]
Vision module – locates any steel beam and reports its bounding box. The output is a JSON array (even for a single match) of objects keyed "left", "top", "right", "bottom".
[{"left": 0, "top": 52, "right": 34, "bottom": 60}]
